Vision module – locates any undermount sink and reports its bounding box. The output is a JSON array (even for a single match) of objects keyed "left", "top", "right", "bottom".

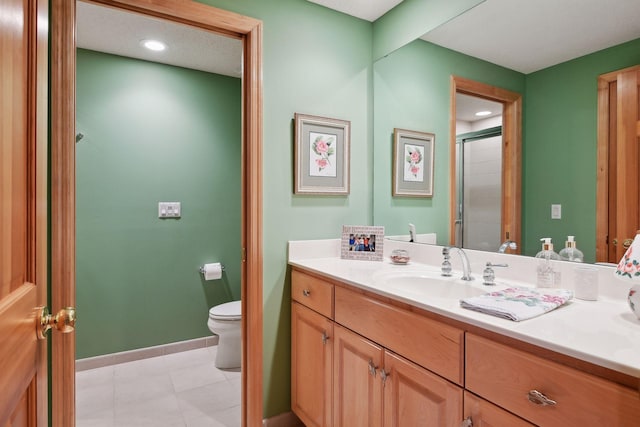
[{"left": 371, "top": 269, "right": 488, "bottom": 300}]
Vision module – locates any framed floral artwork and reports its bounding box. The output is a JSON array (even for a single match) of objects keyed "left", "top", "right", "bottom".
[
  {"left": 340, "top": 225, "right": 385, "bottom": 261},
  {"left": 392, "top": 128, "right": 435, "bottom": 197},
  {"left": 294, "top": 113, "right": 350, "bottom": 195}
]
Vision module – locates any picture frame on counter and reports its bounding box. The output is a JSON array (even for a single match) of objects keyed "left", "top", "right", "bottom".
[
  {"left": 294, "top": 113, "right": 350, "bottom": 195},
  {"left": 392, "top": 128, "right": 435, "bottom": 197},
  {"left": 340, "top": 225, "right": 384, "bottom": 261}
]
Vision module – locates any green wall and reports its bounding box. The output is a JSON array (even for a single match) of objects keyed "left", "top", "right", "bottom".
[
  {"left": 76, "top": 49, "right": 242, "bottom": 358},
  {"left": 522, "top": 38, "right": 640, "bottom": 261},
  {"left": 373, "top": 39, "right": 525, "bottom": 242},
  {"left": 196, "top": 0, "right": 374, "bottom": 417}
]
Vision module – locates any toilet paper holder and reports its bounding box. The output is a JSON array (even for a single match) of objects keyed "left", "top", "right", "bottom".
[{"left": 199, "top": 264, "right": 225, "bottom": 274}]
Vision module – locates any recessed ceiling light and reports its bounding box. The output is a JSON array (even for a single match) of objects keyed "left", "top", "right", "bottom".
[
  {"left": 141, "top": 39, "right": 166, "bottom": 52},
  {"left": 475, "top": 111, "right": 492, "bottom": 117}
]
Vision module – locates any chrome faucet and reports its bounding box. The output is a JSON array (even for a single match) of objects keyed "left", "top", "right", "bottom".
[
  {"left": 498, "top": 240, "right": 517, "bottom": 253},
  {"left": 441, "top": 246, "right": 473, "bottom": 281}
]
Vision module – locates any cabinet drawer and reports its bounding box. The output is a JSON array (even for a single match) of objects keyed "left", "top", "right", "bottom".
[
  {"left": 292, "top": 270, "right": 334, "bottom": 319},
  {"left": 466, "top": 333, "right": 640, "bottom": 426},
  {"left": 334, "top": 286, "right": 463, "bottom": 385},
  {"left": 464, "top": 391, "right": 534, "bottom": 427}
]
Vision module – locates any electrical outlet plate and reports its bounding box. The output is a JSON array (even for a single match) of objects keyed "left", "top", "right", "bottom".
[
  {"left": 158, "top": 202, "right": 181, "bottom": 218},
  {"left": 551, "top": 204, "right": 561, "bottom": 220}
]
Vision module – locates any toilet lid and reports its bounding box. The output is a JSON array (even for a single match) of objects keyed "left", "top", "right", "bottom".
[{"left": 209, "top": 300, "right": 242, "bottom": 320}]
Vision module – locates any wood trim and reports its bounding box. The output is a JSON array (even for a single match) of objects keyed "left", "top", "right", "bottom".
[
  {"left": 35, "top": 0, "right": 49, "bottom": 424},
  {"left": 596, "top": 65, "right": 640, "bottom": 262},
  {"left": 449, "top": 76, "right": 522, "bottom": 250},
  {"left": 50, "top": 2, "right": 77, "bottom": 426},
  {"left": 596, "top": 76, "right": 611, "bottom": 262},
  {"left": 50, "top": 1, "right": 263, "bottom": 426}
]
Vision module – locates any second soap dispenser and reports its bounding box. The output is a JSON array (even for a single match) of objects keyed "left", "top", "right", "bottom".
[
  {"left": 535, "top": 237, "right": 561, "bottom": 288},
  {"left": 559, "top": 235, "right": 584, "bottom": 262}
]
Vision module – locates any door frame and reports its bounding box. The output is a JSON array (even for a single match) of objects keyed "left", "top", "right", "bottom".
[
  {"left": 596, "top": 65, "right": 640, "bottom": 262},
  {"left": 449, "top": 76, "right": 522, "bottom": 250},
  {"left": 50, "top": 1, "right": 263, "bottom": 426}
]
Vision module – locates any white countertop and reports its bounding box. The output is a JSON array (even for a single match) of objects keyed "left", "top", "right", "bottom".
[{"left": 288, "top": 239, "right": 640, "bottom": 380}]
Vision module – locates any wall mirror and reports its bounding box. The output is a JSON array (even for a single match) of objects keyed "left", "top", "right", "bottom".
[{"left": 372, "top": 0, "right": 640, "bottom": 264}]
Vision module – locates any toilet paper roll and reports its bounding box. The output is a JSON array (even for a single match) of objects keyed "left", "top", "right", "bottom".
[{"left": 202, "top": 262, "right": 223, "bottom": 281}]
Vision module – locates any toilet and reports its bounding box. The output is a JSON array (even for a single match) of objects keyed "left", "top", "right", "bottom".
[{"left": 207, "top": 300, "right": 242, "bottom": 369}]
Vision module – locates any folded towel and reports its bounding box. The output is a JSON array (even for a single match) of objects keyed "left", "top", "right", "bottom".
[{"left": 460, "top": 287, "right": 573, "bottom": 321}]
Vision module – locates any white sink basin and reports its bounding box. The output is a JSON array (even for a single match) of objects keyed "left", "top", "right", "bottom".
[{"left": 372, "top": 269, "right": 488, "bottom": 300}]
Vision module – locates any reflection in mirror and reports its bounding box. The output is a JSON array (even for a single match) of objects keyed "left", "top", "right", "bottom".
[{"left": 455, "top": 93, "right": 504, "bottom": 252}]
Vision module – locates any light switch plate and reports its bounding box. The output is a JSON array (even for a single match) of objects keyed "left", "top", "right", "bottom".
[
  {"left": 158, "top": 202, "right": 181, "bottom": 218},
  {"left": 551, "top": 204, "right": 561, "bottom": 220}
]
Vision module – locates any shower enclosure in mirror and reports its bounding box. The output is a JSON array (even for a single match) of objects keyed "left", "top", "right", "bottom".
[{"left": 455, "top": 98, "right": 503, "bottom": 251}]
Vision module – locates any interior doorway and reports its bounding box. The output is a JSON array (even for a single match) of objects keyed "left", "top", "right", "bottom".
[
  {"left": 449, "top": 76, "right": 522, "bottom": 253},
  {"left": 596, "top": 65, "right": 640, "bottom": 263},
  {"left": 50, "top": 1, "right": 263, "bottom": 426}
]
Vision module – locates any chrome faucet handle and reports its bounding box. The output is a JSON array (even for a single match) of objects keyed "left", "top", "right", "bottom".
[
  {"left": 482, "top": 262, "right": 508, "bottom": 286},
  {"left": 441, "top": 247, "right": 452, "bottom": 277}
]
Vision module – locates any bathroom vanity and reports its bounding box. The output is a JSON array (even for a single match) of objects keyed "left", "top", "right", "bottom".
[{"left": 289, "top": 240, "right": 640, "bottom": 427}]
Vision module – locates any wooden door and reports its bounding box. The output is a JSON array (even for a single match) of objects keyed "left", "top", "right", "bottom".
[
  {"left": 463, "top": 391, "right": 535, "bottom": 427},
  {"left": 597, "top": 65, "right": 640, "bottom": 262},
  {"left": 333, "top": 324, "right": 383, "bottom": 427},
  {"left": 291, "top": 302, "right": 333, "bottom": 427},
  {"left": 0, "top": 0, "right": 49, "bottom": 425},
  {"left": 382, "top": 351, "right": 462, "bottom": 426}
]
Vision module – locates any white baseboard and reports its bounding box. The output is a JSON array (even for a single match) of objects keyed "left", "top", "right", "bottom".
[
  {"left": 75, "top": 335, "right": 219, "bottom": 371},
  {"left": 262, "top": 411, "right": 304, "bottom": 427}
]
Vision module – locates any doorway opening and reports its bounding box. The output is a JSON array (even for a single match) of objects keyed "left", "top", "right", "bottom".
[
  {"left": 449, "top": 76, "right": 522, "bottom": 253},
  {"left": 50, "top": 1, "right": 263, "bottom": 426}
]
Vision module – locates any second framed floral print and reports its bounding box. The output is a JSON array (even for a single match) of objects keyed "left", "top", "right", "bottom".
[{"left": 392, "top": 128, "right": 435, "bottom": 197}]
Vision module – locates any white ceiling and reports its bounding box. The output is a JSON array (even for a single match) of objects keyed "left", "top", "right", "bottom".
[
  {"left": 456, "top": 93, "right": 502, "bottom": 123},
  {"left": 309, "top": 0, "right": 640, "bottom": 74},
  {"left": 77, "top": 2, "right": 243, "bottom": 78}
]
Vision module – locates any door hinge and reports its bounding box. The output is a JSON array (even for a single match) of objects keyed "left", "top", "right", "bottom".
[{"left": 242, "top": 247, "right": 247, "bottom": 262}]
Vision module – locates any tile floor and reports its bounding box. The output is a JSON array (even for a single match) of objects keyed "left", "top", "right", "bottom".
[{"left": 76, "top": 346, "right": 241, "bottom": 427}]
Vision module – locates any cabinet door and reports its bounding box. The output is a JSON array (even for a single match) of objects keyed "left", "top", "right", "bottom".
[
  {"left": 382, "top": 351, "right": 462, "bottom": 427},
  {"left": 291, "top": 302, "right": 333, "bottom": 427},
  {"left": 463, "top": 391, "right": 534, "bottom": 427},
  {"left": 333, "top": 324, "right": 384, "bottom": 427}
]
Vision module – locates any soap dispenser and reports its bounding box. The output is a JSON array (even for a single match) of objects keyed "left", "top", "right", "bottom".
[
  {"left": 535, "top": 238, "right": 561, "bottom": 288},
  {"left": 559, "top": 235, "right": 584, "bottom": 262}
]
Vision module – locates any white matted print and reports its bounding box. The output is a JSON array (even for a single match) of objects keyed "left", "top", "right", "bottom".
[
  {"left": 393, "top": 128, "right": 434, "bottom": 197},
  {"left": 340, "top": 225, "right": 385, "bottom": 261},
  {"left": 294, "top": 113, "right": 350, "bottom": 195},
  {"left": 309, "top": 131, "right": 337, "bottom": 177},
  {"left": 403, "top": 143, "right": 424, "bottom": 182}
]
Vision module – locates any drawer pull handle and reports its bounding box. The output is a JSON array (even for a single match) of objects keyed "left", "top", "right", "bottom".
[
  {"left": 460, "top": 417, "right": 473, "bottom": 427},
  {"left": 321, "top": 331, "right": 329, "bottom": 345},
  {"left": 528, "top": 390, "right": 557, "bottom": 406},
  {"left": 302, "top": 289, "right": 311, "bottom": 297},
  {"left": 380, "top": 369, "right": 389, "bottom": 386},
  {"left": 368, "top": 359, "right": 377, "bottom": 377}
]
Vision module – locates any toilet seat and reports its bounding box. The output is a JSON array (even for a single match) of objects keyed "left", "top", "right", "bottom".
[{"left": 209, "top": 300, "right": 241, "bottom": 321}]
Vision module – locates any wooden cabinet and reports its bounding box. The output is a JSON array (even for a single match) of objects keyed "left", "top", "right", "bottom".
[
  {"left": 466, "top": 333, "right": 640, "bottom": 426},
  {"left": 382, "top": 350, "right": 462, "bottom": 426},
  {"left": 291, "top": 270, "right": 335, "bottom": 427},
  {"left": 333, "top": 324, "right": 383, "bottom": 427},
  {"left": 292, "top": 270, "right": 464, "bottom": 427},
  {"left": 291, "top": 302, "right": 333, "bottom": 427},
  {"left": 291, "top": 268, "right": 640, "bottom": 427}
]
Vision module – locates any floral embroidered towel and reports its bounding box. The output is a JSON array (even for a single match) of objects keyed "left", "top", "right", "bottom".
[{"left": 460, "top": 287, "right": 573, "bottom": 321}]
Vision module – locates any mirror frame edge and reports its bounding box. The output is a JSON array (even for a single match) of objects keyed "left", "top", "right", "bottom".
[{"left": 449, "top": 75, "right": 522, "bottom": 252}]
